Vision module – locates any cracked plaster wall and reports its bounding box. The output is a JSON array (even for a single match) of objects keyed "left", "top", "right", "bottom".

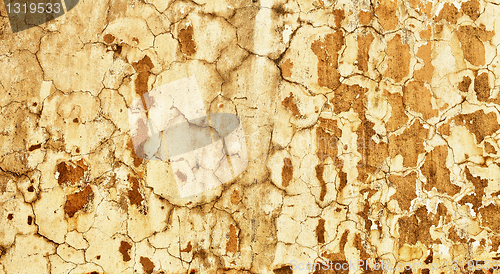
[{"left": 1, "top": 0, "right": 500, "bottom": 273}]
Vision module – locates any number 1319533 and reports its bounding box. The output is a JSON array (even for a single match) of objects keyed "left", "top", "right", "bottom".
[{"left": 5, "top": 2, "right": 61, "bottom": 13}]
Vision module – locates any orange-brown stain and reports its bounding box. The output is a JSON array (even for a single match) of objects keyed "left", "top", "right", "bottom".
[
  {"left": 389, "top": 172, "right": 418, "bottom": 211},
  {"left": 56, "top": 159, "right": 88, "bottom": 186},
  {"left": 281, "top": 92, "right": 300, "bottom": 116},
  {"left": 479, "top": 204, "right": 500, "bottom": 232},
  {"left": 384, "top": 34, "right": 411, "bottom": 82},
  {"left": 359, "top": 10, "right": 372, "bottom": 25},
  {"left": 311, "top": 31, "right": 344, "bottom": 91},
  {"left": 356, "top": 33, "right": 374, "bottom": 72},
  {"left": 140, "top": 257, "right": 155, "bottom": 274},
  {"left": 404, "top": 81, "right": 438, "bottom": 120},
  {"left": 333, "top": 9, "right": 345, "bottom": 28},
  {"left": 103, "top": 34, "right": 115, "bottom": 44},
  {"left": 282, "top": 158, "right": 293, "bottom": 187},
  {"left": 458, "top": 75, "right": 472, "bottom": 93},
  {"left": 434, "top": 2, "right": 461, "bottom": 24},
  {"left": 281, "top": 59, "right": 293, "bottom": 78},
  {"left": 389, "top": 119, "right": 428, "bottom": 167},
  {"left": 119, "top": 241, "right": 132, "bottom": 262},
  {"left": 179, "top": 25, "right": 196, "bottom": 55},
  {"left": 64, "top": 184, "right": 93, "bottom": 218},
  {"left": 230, "top": 189, "right": 240, "bottom": 205},
  {"left": 375, "top": 0, "right": 398, "bottom": 30},
  {"left": 447, "top": 225, "right": 468, "bottom": 243},
  {"left": 454, "top": 110, "right": 500, "bottom": 143},
  {"left": 459, "top": 167, "right": 488, "bottom": 211},
  {"left": 226, "top": 224, "right": 238, "bottom": 253},
  {"left": 127, "top": 175, "right": 143, "bottom": 206},
  {"left": 456, "top": 25, "right": 494, "bottom": 66},
  {"left": 315, "top": 164, "right": 327, "bottom": 201},
  {"left": 461, "top": 0, "right": 480, "bottom": 21},
  {"left": 398, "top": 204, "right": 447, "bottom": 247},
  {"left": 419, "top": 24, "right": 432, "bottom": 40},
  {"left": 484, "top": 142, "right": 497, "bottom": 154},
  {"left": 385, "top": 90, "right": 409, "bottom": 132},
  {"left": 181, "top": 241, "right": 192, "bottom": 252},
  {"left": 315, "top": 218, "right": 326, "bottom": 244},
  {"left": 437, "top": 122, "right": 451, "bottom": 136},
  {"left": 421, "top": 145, "right": 460, "bottom": 196},
  {"left": 414, "top": 43, "right": 434, "bottom": 83}
]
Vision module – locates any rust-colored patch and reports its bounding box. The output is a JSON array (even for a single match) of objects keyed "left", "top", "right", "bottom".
[
  {"left": 421, "top": 145, "right": 460, "bottom": 196},
  {"left": 384, "top": 34, "right": 411, "bottom": 82},
  {"left": 359, "top": 10, "right": 372, "bottom": 25},
  {"left": 456, "top": 25, "right": 494, "bottom": 66},
  {"left": 414, "top": 43, "right": 434, "bottom": 83},
  {"left": 419, "top": 24, "right": 432, "bottom": 40},
  {"left": 474, "top": 72, "right": 492, "bottom": 102},
  {"left": 385, "top": 91, "right": 409, "bottom": 132},
  {"left": 331, "top": 84, "right": 366, "bottom": 114},
  {"left": 461, "top": 0, "right": 480, "bottom": 21},
  {"left": 315, "top": 164, "right": 327, "bottom": 201},
  {"left": 375, "top": 0, "right": 398, "bottom": 30},
  {"left": 356, "top": 33, "right": 374, "bottom": 72},
  {"left": 357, "top": 118, "right": 389, "bottom": 182},
  {"left": 179, "top": 25, "right": 196, "bottom": 55},
  {"left": 438, "top": 122, "right": 450, "bottom": 136},
  {"left": 333, "top": 9, "right": 345, "bottom": 28},
  {"left": 281, "top": 59, "right": 293, "bottom": 78},
  {"left": 132, "top": 55, "right": 154, "bottom": 102},
  {"left": 338, "top": 170, "right": 347, "bottom": 192},
  {"left": 458, "top": 76, "right": 472, "bottom": 93},
  {"left": 404, "top": 81, "right": 438, "bottom": 120},
  {"left": 398, "top": 204, "right": 447, "bottom": 246},
  {"left": 64, "top": 184, "right": 93, "bottom": 218},
  {"left": 454, "top": 110, "right": 500, "bottom": 144},
  {"left": 316, "top": 119, "right": 342, "bottom": 163},
  {"left": 389, "top": 172, "right": 417, "bottom": 211},
  {"left": 127, "top": 175, "right": 143, "bottom": 206},
  {"left": 119, "top": 241, "right": 132, "bottom": 262},
  {"left": 140, "top": 257, "right": 155, "bottom": 274},
  {"left": 434, "top": 2, "right": 461, "bottom": 24},
  {"left": 226, "top": 224, "right": 238, "bottom": 253},
  {"left": 282, "top": 158, "right": 293, "bottom": 187},
  {"left": 409, "top": 0, "right": 432, "bottom": 16},
  {"left": 282, "top": 92, "right": 300, "bottom": 116},
  {"left": 273, "top": 266, "right": 293, "bottom": 274},
  {"left": 357, "top": 202, "right": 372, "bottom": 232},
  {"left": 126, "top": 138, "right": 143, "bottom": 167},
  {"left": 389, "top": 119, "right": 428, "bottom": 167},
  {"left": 7, "top": 213, "right": 13, "bottom": 220},
  {"left": 27, "top": 215, "right": 33, "bottom": 225},
  {"left": 480, "top": 204, "right": 500, "bottom": 232},
  {"left": 311, "top": 31, "right": 344, "bottom": 91},
  {"left": 230, "top": 189, "right": 240, "bottom": 205},
  {"left": 316, "top": 218, "right": 325, "bottom": 244},
  {"left": 459, "top": 167, "right": 488, "bottom": 211},
  {"left": 28, "top": 143, "right": 41, "bottom": 151},
  {"left": 484, "top": 142, "right": 497, "bottom": 154},
  {"left": 56, "top": 159, "right": 88, "bottom": 186},
  {"left": 181, "top": 241, "right": 192, "bottom": 252},
  {"left": 354, "top": 233, "right": 369, "bottom": 260},
  {"left": 103, "top": 34, "right": 115, "bottom": 44}
]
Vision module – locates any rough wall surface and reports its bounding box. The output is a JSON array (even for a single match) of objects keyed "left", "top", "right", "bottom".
[{"left": 1, "top": 0, "right": 500, "bottom": 273}]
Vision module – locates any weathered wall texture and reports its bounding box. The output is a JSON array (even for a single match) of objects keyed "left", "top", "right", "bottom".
[{"left": 2, "top": 0, "right": 500, "bottom": 273}]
